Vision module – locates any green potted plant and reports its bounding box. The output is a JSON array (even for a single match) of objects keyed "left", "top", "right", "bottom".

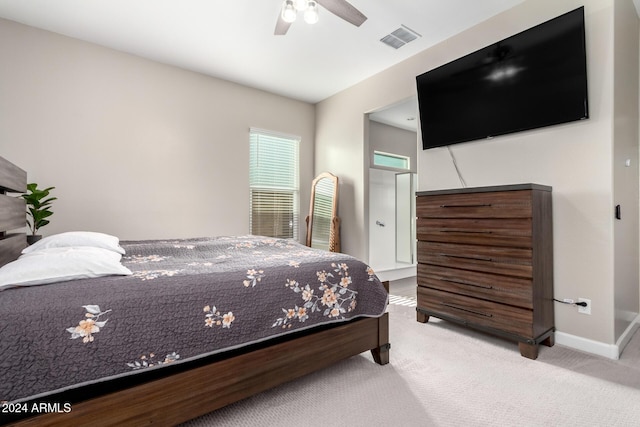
[{"left": 21, "top": 183, "right": 56, "bottom": 244}]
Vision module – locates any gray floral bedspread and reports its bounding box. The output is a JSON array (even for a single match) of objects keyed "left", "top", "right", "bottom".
[{"left": 0, "top": 235, "right": 388, "bottom": 403}]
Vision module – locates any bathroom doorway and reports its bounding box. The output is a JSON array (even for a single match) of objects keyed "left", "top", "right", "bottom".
[
  {"left": 369, "top": 169, "right": 416, "bottom": 277},
  {"left": 367, "top": 97, "right": 418, "bottom": 282}
]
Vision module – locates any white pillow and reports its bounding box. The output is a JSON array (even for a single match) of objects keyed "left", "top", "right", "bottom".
[
  {"left": 0, "top": 247, "right": 133, "bottom": 290},
  {"left": 22, "top": 231, "right": 126, "bottom": 255}
]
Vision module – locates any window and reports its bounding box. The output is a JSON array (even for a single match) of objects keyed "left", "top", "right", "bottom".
[
  {"left": 373, "top": 151, "right": 410, "bottom": 170},
  {"left": 249, "top": 128, "right": 300, "bottom": 239}
]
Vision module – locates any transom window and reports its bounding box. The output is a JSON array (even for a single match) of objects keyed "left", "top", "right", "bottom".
[{"left": 373, "top": 151, "right": 410, "bottom": 170}]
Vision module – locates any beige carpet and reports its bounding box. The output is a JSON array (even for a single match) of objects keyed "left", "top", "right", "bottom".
[{"left": 180, "top": 301, "right": 640, "bottom": 427}]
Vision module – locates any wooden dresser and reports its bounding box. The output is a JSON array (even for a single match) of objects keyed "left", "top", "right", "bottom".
[{"left": 415, "top": 184, "right": 554, "bottom": 359}]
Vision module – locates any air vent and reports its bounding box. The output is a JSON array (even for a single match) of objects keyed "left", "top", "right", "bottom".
[{"left": 380, "top": 25, "right": 422, "bottom": 49}]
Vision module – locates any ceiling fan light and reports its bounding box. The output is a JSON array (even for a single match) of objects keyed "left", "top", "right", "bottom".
[
  {"left": 281, "top": 0, "right": 297, "bottom": 23},
  {"left": 304, "top": 1, "right": 319, "bottom": 24},
  {"left": 293, "top": 0, "right": 307, "bottom": 11}
]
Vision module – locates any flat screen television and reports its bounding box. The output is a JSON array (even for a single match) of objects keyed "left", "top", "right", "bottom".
[{"left": 416, "top": 7, "right": 588, "bottom": 150}]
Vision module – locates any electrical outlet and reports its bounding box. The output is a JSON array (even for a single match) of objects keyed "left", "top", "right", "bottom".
[{"left": 578, "top": 298, "right": 591, "bottom": 315}]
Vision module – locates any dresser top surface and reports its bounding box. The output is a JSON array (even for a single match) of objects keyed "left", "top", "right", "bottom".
[{"left": 416, "top": 183, "right": 551, "bottom": 197}]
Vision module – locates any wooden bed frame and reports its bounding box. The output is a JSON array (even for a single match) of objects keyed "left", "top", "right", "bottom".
[{"left": 0, "top": 156, "right": 390, "bottom": 426}]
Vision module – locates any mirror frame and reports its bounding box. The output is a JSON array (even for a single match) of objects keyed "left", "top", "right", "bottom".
[{"left": 305, "top": 172, "right": 340, "bottom": 252}]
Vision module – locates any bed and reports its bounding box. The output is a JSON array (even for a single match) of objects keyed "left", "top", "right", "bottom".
[{"left": 0, "top": 156, "right": 390, "bottom": 426}]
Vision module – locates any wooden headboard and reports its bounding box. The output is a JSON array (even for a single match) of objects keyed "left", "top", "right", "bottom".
[{"left": 0, "top": 156, "right": 27, "bottom": 267}]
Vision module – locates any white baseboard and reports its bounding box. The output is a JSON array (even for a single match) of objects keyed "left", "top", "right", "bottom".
[
  {"left": 555, "top": 332, "right": 620, "bottom": 359},
  {"left": 555, "top": 314, "right": 640, "bottom": 360},
  {"left": 616, "top": 314, "right": 640, "bottom": 356}
]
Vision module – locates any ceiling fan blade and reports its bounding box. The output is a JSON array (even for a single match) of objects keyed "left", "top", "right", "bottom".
[
  {"left": 316, "top": 0, "right": 367, "bottom": 27},
  {"left": 274, "top": 15, "right": 292, "bottom": 35}
]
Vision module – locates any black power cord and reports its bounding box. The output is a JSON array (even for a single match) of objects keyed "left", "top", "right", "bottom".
[{"left": 554, "top": 298, "right": 588, "bottom": 307}]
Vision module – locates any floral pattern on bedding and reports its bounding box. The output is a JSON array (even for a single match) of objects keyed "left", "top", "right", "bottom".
[
  {"left": 204, "top": 304, "right": 236, "bottom": 328},
  {"left": 127, "top": 352, "right": 181, "bottom": 370},
  {"left": 66, "top": 305, "right": 111, "bottom": 343},
  {"left": 243, "top": 268, "right": 265, "bottom": 288},
  {"left": 0, "top": 235, "right": 388, "bottom": 403},
  {"left": 132, "top": 269, "right": 182, "bottom": 281},
  {"left": 272, "top": 262, "right": 362, "bottom": 329}
]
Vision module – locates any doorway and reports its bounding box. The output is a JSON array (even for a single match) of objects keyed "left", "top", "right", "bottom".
[
  {"left": 366, "top": 97, "right": 418, "bottom": 282},
  {"left": 369, "top": 169, "right": 416, "bottom": 279}
]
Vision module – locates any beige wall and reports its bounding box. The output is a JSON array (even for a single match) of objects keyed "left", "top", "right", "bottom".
[
  {"left": 0, "top": 18, "right": 315, "bottom": 242},
  {"left": 316, "top": 0, "right": 639, "bottom": 353}
]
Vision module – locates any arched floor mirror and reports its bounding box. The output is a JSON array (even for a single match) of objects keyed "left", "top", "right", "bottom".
[{"left": 306, "top": 172, "right": 340, "bottom": 252}]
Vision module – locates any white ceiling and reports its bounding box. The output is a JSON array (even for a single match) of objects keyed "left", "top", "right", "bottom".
[
  {"left": 369, "top": 97, "right": 420, "bottom": 132},
  {"left": 0, "top": 0, "right": 524, "bottom": 106}
]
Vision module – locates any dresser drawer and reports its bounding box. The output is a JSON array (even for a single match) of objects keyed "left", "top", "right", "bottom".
[
  {"left": 417, "top": 241, "right": 532, "bottom": 279},
  {"left": 416, "top": 190, "right": 533, "bottom": 219},
  {"left": 418, "top": 264, "right": 533, "bottom": 309},
  {"left": 417, "top": 217, "right": 532, "bottom": 248},
  {"left": 417, "top": 287, "right": 534, "bottom": 338}
]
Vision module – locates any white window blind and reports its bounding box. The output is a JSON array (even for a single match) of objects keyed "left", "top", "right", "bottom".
[{"left": 249, "top": 129, "right": 300, "bottom": 239}]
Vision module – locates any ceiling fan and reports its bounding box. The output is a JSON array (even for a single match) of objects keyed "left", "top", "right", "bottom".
[{"left": 275, "top": 0, "right": 367, "bottom": 35}]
